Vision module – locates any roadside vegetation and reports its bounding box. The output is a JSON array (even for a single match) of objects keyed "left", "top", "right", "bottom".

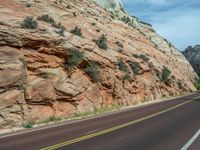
[
  {"left": 194, "top": 80, "right": 200, "bottom": 90},
  {"left": 24, "top": 104, "right": 122, "bottom": 129}
]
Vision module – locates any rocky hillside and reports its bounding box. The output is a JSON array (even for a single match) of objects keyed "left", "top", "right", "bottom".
[
  {"left": 183, "top": 45, "right": 200, "bottom": 77},
  {"left": 0, "top": 0, "right": 197, "bottom": 129}
]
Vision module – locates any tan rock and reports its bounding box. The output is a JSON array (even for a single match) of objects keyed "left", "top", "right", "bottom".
[{"left": 0, "top": 0, "right": 198, "bottom": 129}]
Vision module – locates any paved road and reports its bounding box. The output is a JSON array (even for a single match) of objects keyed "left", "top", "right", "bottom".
[{"left": 0, "top": 93, "right": 200, "bottom": 150}]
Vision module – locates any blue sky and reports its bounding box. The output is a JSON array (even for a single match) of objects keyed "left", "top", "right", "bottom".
[{"left": 123, "top": 0, "right": 200, "bottom": 51}]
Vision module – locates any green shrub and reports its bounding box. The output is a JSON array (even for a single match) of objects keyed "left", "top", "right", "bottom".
[
  {"left": 132, "top": 54, "right": 139, "bottom": 58},
  {"left": 70, "top": 27, "right": 82, "bottom": 37},
  {"left": 84, "top": 62, "right": 100, "bottom": 81},
  {"left": 24, "top": 121, "right": 35, "bottom": 128},
  {"left": 117, "top": 60, "right": 131, "bottom": 80},
  {"left": 21, "top": 16, "right": 38, "bottom": 29},
  {"left": 194, "top": 80, "right": 200, "bottom": 90},
  {"left": 133, "top": 54, "right": 149, "bottom": 62},
  {"left": 91, "top": 22, "right": 96, "bottom": 26},
  {"left": 139, "top": 54, "right": 149, "bottom": 62},
  {"left": 26, "top": 3, "right": 32, "bottom": 7},
  {"left": 161, "top": 66, "right": 171, "bottom": 82},
  {"left": 95, "top": 35, "right": 108, "bottom": 50},
  {"left": 37, "top": 15, "right": 55, "bottom": 24},
  {"left": 118, "top": 60, "right": 128, "bottom": 73},
  {"left": 128, "top": 61, "right": 141, "bottom": 75},
  {"left": 65, "top": 48, "right": 85, "bottom": 67},
  {"left": 42, "top": 116, "right": 61, "bottom": 124}
]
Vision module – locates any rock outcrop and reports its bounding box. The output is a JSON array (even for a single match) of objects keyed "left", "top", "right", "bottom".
[
  {"left": 0, "top": 0, "right": 197, "bottom": 129},
  {"left": 94, "top": 0, "right": 124, "bottom": 12},
  {"left": 183, "top": 45, "right": 200, "bottom": 77}
]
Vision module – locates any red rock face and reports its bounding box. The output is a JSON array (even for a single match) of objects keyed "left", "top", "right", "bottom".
[{"left": 0, "top": 0, "right": 197, "bottom": 129}]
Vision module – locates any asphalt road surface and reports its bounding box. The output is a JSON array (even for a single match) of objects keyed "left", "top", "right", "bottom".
[{"left": 0, "top": 92, "right": 200, "bottom": 150}]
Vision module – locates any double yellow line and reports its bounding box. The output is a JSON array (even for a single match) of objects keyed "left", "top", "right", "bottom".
[{"left": 41, "top": 96, "right": 200, "bottom": 150}]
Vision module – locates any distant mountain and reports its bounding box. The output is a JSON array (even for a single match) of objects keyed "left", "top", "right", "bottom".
[{"left": 183, "top": 45, "right": 200, "bottom": 77}]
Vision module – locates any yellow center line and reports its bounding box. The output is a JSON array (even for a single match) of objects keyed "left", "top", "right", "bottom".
[{"left": 41, "top": 96, "right": 200, "bottom": 150}]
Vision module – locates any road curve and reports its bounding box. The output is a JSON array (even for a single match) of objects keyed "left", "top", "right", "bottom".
[{"left": 0, "top": 93, "right": 200, "bottom": 150}]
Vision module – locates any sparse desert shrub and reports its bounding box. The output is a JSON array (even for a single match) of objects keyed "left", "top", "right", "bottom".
[
  {"left": 42, "top": 116, "right": 61, "bottom": 124},
  {"left": 133, "top": 54, "right": 149, "bottom": 62},
  {"left": 128, "top": 61, "right": 141, "bottom": 75},
  {"left": 21, "top": 16, "right": 38, "bottom": 29},
  {"left": 161, "top": 66, "right": 171, "bottom": 82},
  {"left": 118, "top": 60, "right": 128, "bottom": 73},
  {"left": 26, "top": 3, "right": 32, "bottom": 7},
  {"left": 70, "top": 27, "right": 82, "bottom": 37},
  {"left": 118, "top": 60, "right": 131, "bottom": 80},
  {"left": 194, "top": 80, "right": 200, "bottom": 90},
  {"left": 139, "top": 54, "right": 149, "bottom": 62},
  {"left": 121, "top": 16, "right": 131, "bottom": 24},
  {"left": 37, "top": 15, "right": 55, "bottom": 24},
  {"left": 91, "top": 22, "right": 96, "bottom": 26},
  {"left": 132, "top": 54, "right": 139, "bottom": 58},
  {"left": 96, "top": 29, "right": 101, "bottom": 32},
  {"left": 66, "top": 5, "right": 71, "bottom": 9},
  {"left": 65, "top": 48, "right": 85, "bottom": 67},
  {"left": 24, "top": 121, "right": 35, "bottom": 128},
  {"left": 95, "top": 35, "right": 108, "bottom": 50},
  {"left": 84, "top": 62, "right": 100, "bottom": 81}
]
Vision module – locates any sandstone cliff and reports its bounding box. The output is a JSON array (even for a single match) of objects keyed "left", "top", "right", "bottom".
[
  {"left": 183, "top": 45, "right": 200, "bottom": 77},
  {"left": 0, "top": 0, "right": 197, "bottom": 129}
]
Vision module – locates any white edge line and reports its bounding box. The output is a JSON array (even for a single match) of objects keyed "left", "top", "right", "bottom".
[{"left": 181, "top": 129, "right": 200, "bottom": 150}]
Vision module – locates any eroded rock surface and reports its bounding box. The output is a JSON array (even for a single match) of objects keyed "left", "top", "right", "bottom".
[{"left": 0, "top": 0, "right": 197, "bottom": 129}]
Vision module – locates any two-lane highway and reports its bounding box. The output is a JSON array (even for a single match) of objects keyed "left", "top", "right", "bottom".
[{"left": 0, "top": 93, "right": 200, "bottom": 150}]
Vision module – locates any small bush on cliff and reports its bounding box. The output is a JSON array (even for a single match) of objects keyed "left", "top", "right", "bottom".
[
  {"left": 84, "top": 62, "right": 100, "bottom": 81},
  {"left": 128, "top": 61, "right": 141, "bottom": 75},
  {"left": 21, "top": 16, "right": 38, "bottom": 29},
  {"left": 161, "top": 66, "right": 171, "bottom": 82},
  {"left": 118, "top": 60, "right": 131, "bottom": 80},
  {"left": 65, "top": 48, "right": 85, "bottom": 67},
  {"left": 194, "top": 80, "right": 200, "bottom": 90},
  {"left": 37, "top": 15, "right": 55, "bottom": 24},
  {"left": 95, "top": 35, "right": 108, "bottom": 50},
  {"left": 118, "top": 60, "right": 128, "bottom": 73},
  {"left": 24, "top": 121, "right": 35, "bottom": 128},
  {"left": 133, "top": 54, "right": 149, "bottom": 62},
  {"left": 138, "top": 54, "right": 149, "bottom": 62},
  {"left": 70, "top": 27, "right": 82, "bottom": 37}
]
